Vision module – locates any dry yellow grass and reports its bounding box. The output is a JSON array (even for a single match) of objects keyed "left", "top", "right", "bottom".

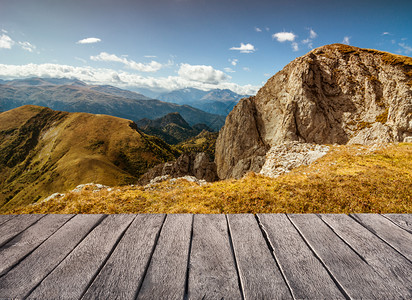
[{"left": 8, "top": 143, "right": 412, "bottom": 214}]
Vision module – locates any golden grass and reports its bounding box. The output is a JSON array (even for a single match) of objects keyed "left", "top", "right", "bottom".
[
  {"left": 9, "top": 143, "right": 412, "bottom": 214},
  {"left": 0, "top": 106, "right": 178, "bottom": 212}
]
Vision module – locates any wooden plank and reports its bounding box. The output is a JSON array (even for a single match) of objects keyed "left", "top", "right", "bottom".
[
  {"left": 28, "top": 214, "right": 135, "bottom": 299},
  {"left": 321, "top": 214, "right": 412, "bottom": 297},
  {"left": 82, "top": 214, "right": 165, "bottom": 300},
  {"left": 0, "top": 214, "right": 74, "bottom": 276},
  {"left": 352, "top": 214, "right": 412, "bottom": 261},
  {"left": 383, "top": 214, "right": 412, "bottom": 233},
  {"left": 186, "top": 214, "right": 242, "bottom": 300},
  {"left": 136, "top": 214, "right": 192, "bottom": 300},
  {"left": 288, "top": 214, "right": 400, "bottom": 299},
  {"left": 0, "top": 214, "right": 16, "bottom": 226},
  {"left": 0, "top": 214, "right": 104, "bottom": 299},
  {"left": 0, "top": 214, "right": 44, "bottom": 247},
  {"left": 228, "top": 214, "right": 292, "bottom": 299},
  {"left": 257, "top": 214, "right": 345, "bottom": 299}
]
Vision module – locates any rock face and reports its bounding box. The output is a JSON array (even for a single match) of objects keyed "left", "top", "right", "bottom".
[
  {"left": 216, "top": 44, "right": 412, "bottom": 179},
  {"left": 139, "top": 152, "right": 218, "bottom": 184}
]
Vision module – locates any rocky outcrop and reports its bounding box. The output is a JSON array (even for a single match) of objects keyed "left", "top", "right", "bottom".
[
  {"left": 216, "top": 44, "right": 412, "bottom": 179},
  {"left": 139, "top": 152, "right": 218, "bottom": 184},
  {"left": 260, "top": 142, "right": 329, "bottom": 178}
]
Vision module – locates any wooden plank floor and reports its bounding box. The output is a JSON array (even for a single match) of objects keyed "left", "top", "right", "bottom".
[{"left": 0, "top": 214, "right": 411, "bottom": 299}]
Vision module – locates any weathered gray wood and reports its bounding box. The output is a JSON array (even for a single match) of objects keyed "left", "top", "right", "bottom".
[
  {"left": 320, "top": 214, "right": 412, "bottom": 297},
  {"left": 0, "top": 214, "right": 44, "bottom": 247},
  {"left": 28, "top": 214, "right": 135, "bottom": 299},
  {"left": 0, "top": 214, "right": 74, "bottom": 276},
  {"left": 0, "top": 214, "right": 104, "bottom": 299},
  {"left": 137, "top": 214, "right": 192, "bottom": 300},
  {"left": 187, "top": 214, "right": 242, "bottom": 300},
  {"left": 0, "top": 214, "right": 16, "bottom": 226},
  {"left": 228, "top": 214, "right": 292, "bottom": 299},
  {"left": 352, "top": 214, "right": 412, "bottom": 262},
  {"left": 257, "top": 214, "right": 345, "bottom": 299},
  {"left": 288, "top": 214, "right": 401, "bottom": 299},
  {"left": 383, "top": 214, "right": 412, "bottom": 233},
  {"left": 82, "top": 214, "right": 165, "bottom": 300}
]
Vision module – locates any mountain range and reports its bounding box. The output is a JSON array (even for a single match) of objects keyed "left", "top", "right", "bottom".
[
  {"left": 157, "top": 88, "right": 249, "bottom": 115},
  {"left": 0, "top": 44, "right": 411, "bottom": 213},
  {"left": 0, "top": 78, "right": 225, "bottom": 130}
]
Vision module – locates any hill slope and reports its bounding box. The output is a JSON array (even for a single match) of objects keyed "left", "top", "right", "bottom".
[
  {"left": 0, "top": 79, "right": 225, "bottom": 130},
  {"left": 136, "top": 112, "right": 211, "bottom": 144},
  {"left": 216, "top": 44, "right": 412, "bottom": 179},
  {"left": 0, "top": 105, "right": 178, "bottom": 212},
  {"left": 8, "top": 143, "right": 411, "bottom": 214}
]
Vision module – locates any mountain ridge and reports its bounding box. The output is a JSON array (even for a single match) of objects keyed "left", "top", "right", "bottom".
[
  {"left": 0, "top": 79, "right": 226, "bottom": 130},
  {"left": 157, "top": 87, "right": 249, "bottom": 116}
]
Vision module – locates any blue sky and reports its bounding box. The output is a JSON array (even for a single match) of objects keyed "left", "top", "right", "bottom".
[{"left": 0, "top": 0, "right": 411, "bottom": 95}]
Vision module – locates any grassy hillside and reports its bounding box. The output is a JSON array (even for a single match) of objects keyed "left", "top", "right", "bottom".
[
  {"left": 137, "top": 112, "right": 212, "bottom": 145},
  {"left": 8, "top": 143, "right": 411, "bottom": 214},
  {"left": 0, "top": 105, "right": 179, "bottom": 212}
]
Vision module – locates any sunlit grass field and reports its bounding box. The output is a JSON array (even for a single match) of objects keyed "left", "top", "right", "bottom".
[{"left": 8, "top": 143, "right": 412, "bottom": 214}]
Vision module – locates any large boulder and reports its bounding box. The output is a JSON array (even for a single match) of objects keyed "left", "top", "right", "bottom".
[{"left": 216, "top": 44, "right": 412, "bottom": 179}]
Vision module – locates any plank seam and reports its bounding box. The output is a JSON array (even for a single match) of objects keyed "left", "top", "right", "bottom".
[
  {"left": 79, "top": 214, "right": 138, "bottom": 299},
  {"left": 0, "top": 214, "right": 76, "bottom": 277},
  {"left": 0, "top": 214, "right": 17, "bottom": 227},
  {"left": 0, "top": 214, "right": 47, "bottom": 249},
  {"left": 287, "top": 215, "right": 351, "bottom": 300},
  {"left": 317, "top": 214, "right": 369, "bottom": 264},
  {"left": 380, "top": 214, "right": 412, "bottom": 235},
  {"left": 226, "top": 214, "right": 245, "bottom": 300},
  {"left": 134, "top": 213, "right": 168, "bottom": 300},
  {"left": 183, "top": 214, "right": 194, "bottom": 300},
  {"left": 23, "top": 214, "right": 107, "bottom": 300},
  {"left": 348, "top": 214, "right": 412, "bottom": 265},
  {"left": 255, "top": 214, "right": 295, "bottom": 300}
]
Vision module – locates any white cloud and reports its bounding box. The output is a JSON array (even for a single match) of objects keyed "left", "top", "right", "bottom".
[
  {"left": 90, "top": 52, "right": 163, "bottom": 72},
  {"left": 178, "top": 63, "right": 229, "bottom": 84},
  {"left": 342, "top": 36, "right": 350, "bottom": 45},
  {"left": 1, "top": 29, "right": 8, "bottom": 33},
  {"left": 229, "top": 43, "right": 256, "bottom": 53},
  {"left": 0, "top": 63, "right": 259, "bottom": 95},
  {"left": 18, "top": 41, "right": 36, "bottom": 52},
  {"left": 224, "top": 67, "right": 235, "bottom": 73},
  {"left": 382, "top": 32, "right": 391, "bottom": 35},
  {"left": 309, "top": 29, "right": 317, "bottom": 39},
  {"left": 0, "top": 34, "right": 15, "bottom": 49},
  {"left": 76, "top": 37, "right": 101, "bottom": 44},
  {"left": 229, "top": 58, "right": 238, "bottom": 66},
  {"left": 144, "top": 55, "right": 157, "bottom": 58},
  {"left": 255, "top": 27, "right": 262, "bottom": 32},
  {"left": 292, "top": 42, "right": 299, "bottom": 52},
  {"left": 399, "top": 43, "right": 412, "bottom": 54},
  {"left": 272, "top": 32, "right": 296, "bottom": 42},
  {"left": 243, "top": 67, "right": 250, "bottom": 72}
]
